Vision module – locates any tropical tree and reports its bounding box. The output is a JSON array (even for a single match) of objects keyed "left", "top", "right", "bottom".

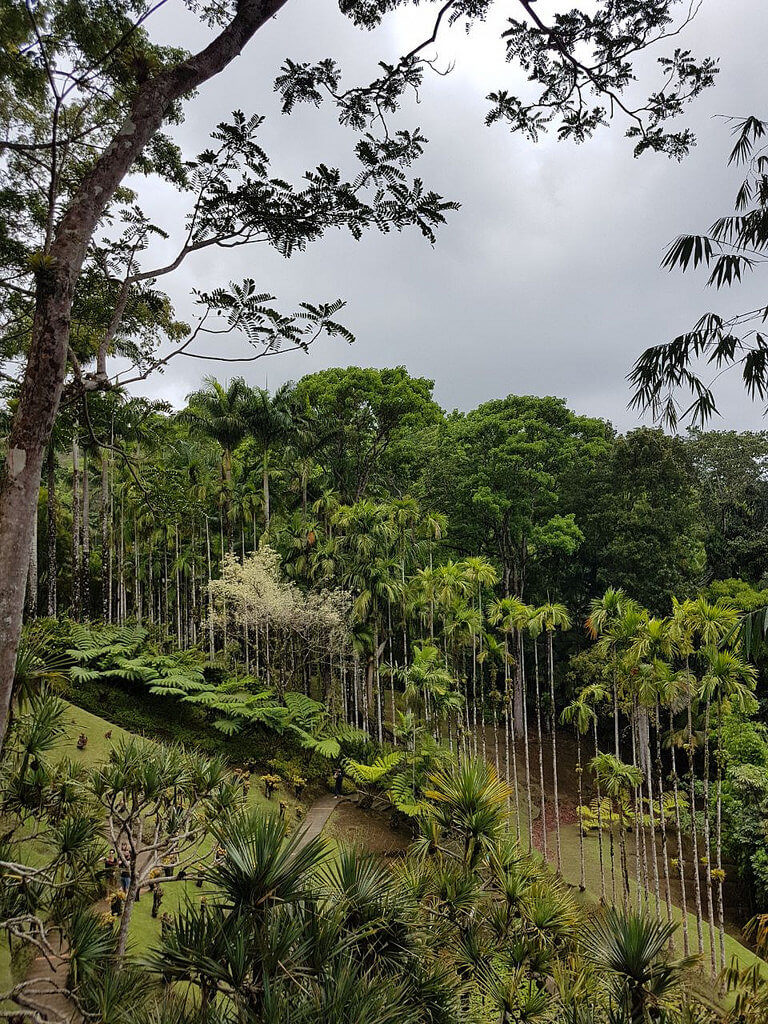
[
  {"left": 582, "top": 909, "right": 698, "bottom": 1023},
  {"left": 591, "top": 753, "right": 643, "bottom": 909},
  {"left": 242, "top": 381, "right": 296, "bottom": 532},
  {"left": 530, "top": 601, "right": 571, "bottom": 875}
]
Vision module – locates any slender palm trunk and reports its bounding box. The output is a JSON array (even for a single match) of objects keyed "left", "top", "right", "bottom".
[
  {"left": 715, "top": 695, "right": 727, "bottom": 972},
  {"left": 26, "top": 495, "right": 38, "bottom": 619},
  {"left": 654, "top": 700, "right": 674, "bottom": 939},
  {"left": 701, "top": 697, "right": 717, "bottom": 977},
  {"left": 686, "top": 681, "right": 705, "bottom": 956},
  {"left": 81, "top": 451, "right": 90, "bottom": 617},
  {"left": 669, "top": 708, "right": 690, "bottom": 955},
  {"left": 533, "top": 638, "right": 547, "bottom": 861},
  {"left": 262, "top": 451, "right": 270, "bottom": 531},
  {"left": 520, "top": 631, "right": 534, "bottom": 853},
  {"left": 576, "top": 729, "right": 586, "bottom": 891},
  {"left": 46, "top": 445, "right": 57, "bottom": 616},
  {"left": 547, "top": 630, "right": 562, "bottom": 874},
  {"left": 100, "top": 448, "right": 109, "bottom": 622},
  {"left": 72, "top": 438, "right": 81, "bottom": 619},
  {"left": 593, "top": 716, "right": 607, "bottom": 905}
]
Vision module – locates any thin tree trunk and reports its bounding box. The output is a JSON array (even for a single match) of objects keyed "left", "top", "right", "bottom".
[
  {"left": 686, "top": 681, "right": 705, "bottom": 957},
  {"left": 100, "top": 448, "right": 109, "bottom": 621},
  {"left": 655, "top": 700, "right": 674, "bottom": 940},
  {"left": 26, "top": 495, "right": 38, "bottom": 620},
  {"left": 81, "top": 450, "right": 90, "bottom": 617},
  {"left": 669, "top": 708, "right": 690, "bottom": 955},
  {"left": 701, "top": 697, "right": 717, "bottom": 977},
  {"left": 534, "top": 638, "right": 547, "bottom": 861},
  {"left": 72, "top": 438, "right": 81, "bottom": 620},
  {"left": 548, "top": 630, "right": 562, "bottom": 874},
  {"left": 520, "top": 631, "right": 534, "bottom": 853},
  {"left": 593, "top": 716, "right": 607, "bottom": 905},
  {"left": 576, "top": 729, "right": 586, "bottom": 891},
  {"left": 715, "top": 695, "right": 726, "bottom": 972},
  {"left": 46, "top": 444, "right": 57, "bottom": 616}
]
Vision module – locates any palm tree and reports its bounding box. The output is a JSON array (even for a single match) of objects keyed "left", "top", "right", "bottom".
[
  {"left": 591, "top": 753, "right": 642, "bottom": 908},
  {"left": 672, "top": 596, "right": 740, "bottom": 969},
  {"left": 183, "top": 376, "right": 251, "bottom": 549},
  {"left": 425, "top": 758, "right": 511, "bottom": 871},
  {"left": 699, "top": 644, "right": 756, "bottom": 972},
  {"left": 243, "top": 381, "right": 295, "bottom": 532},
  {"left": 582, "top": 681, "right": 610, "bottom": 905},
  {"left": 489, "top": 596, "right": 533, "bottom": 850},
  {"left": 530, "top": 601, "right": 571, "bottom": 875},
  {"left": 462, "top": 555, "right": 499, "bottom": 758},
  {"left": 561, "top": 696, "right": 595, "bottom": 893},
  {"left": 587, "top": 588, "right": 635, "bottom": 757},
  {"left": 582, "top": 908, "right": 698, "bottom": 1023}
]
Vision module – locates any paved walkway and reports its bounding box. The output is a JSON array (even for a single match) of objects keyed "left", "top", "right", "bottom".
[{"left": 296, "top": 793, "right": 342, "bottom": 847}]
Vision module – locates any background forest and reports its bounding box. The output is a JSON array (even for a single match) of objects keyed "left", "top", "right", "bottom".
[{"left": 12, "top": 365, "right": 768, "bottom": 989}]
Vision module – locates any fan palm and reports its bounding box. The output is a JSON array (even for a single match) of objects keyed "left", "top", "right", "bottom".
[{"left": 582, "top": 908, "right": 698, "bottom": 1024}]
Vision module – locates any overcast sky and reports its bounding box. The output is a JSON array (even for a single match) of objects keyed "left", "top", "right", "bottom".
[{"left": 123, "top": 0, "right": 768, "bottom": 432}]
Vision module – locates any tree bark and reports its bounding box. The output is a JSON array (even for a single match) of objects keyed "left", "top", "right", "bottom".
[{"left": 0, "top": 0, "right": 291, "bottom": 747}]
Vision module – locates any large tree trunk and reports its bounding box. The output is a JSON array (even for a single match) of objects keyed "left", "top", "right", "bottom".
[{"left": 0, "top": 0, "right": 290, "bottom": 748}]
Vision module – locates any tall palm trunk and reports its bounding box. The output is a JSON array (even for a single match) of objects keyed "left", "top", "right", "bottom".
[
  {"left": 71, "top": 438, "right": 81, "bottom": 620},
  {"left": 547, "top": 629, "right": 562, "bottom": 874},
  {"left": 575, "top": 728, "right": 586, "bottom": 891},
  {"left": 643, "top": 709, "right": 662, "bottom": 923},
  {"left": 533, "top": 638, "right": 547, "bottom": 861},
  {"left": 519, "top": 630, "right": 534, "bottom": 853},
  {"left": 100, "top": 448, "right": 110, "bottom": 621},
  {"left": 715, "top": 695, "right": 727, "bottom": 972},
  {"left": 26, "top": 496, "right": 38, "bottom": 619},
  {"left": 654, "top": 700, "right": 674, "bottom": 939},
  {"left": 669, "top": 707, "right": 690, "bottom": 955},
  {"left": 81, "top": 451, "right": 90, "bottom": 617},
  {"left": 593, "top": 715, "right": 607, "bottom": 905},
  {"left": 686, "top": 680, "right": 705, "bottom": 957},
  {"left": 262, "top": 450, "right": 270, "bottom": 531},
  {"left": 46, "top": 444, "right": 57, "bottom": 616},
  {"left": 701, "top": 696, "right": 717, "bottom": 977}
]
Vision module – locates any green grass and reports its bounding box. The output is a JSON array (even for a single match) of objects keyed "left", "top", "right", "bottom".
[{"left": 0, "top": 700, "right": 313, "bottom": 992}]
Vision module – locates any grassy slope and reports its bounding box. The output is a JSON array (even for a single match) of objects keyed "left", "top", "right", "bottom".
[
  {"left": 0, "top": 703, "right": 309, "bottom": 994},
  {"left": 5, "top": 703, "right": 763, "bottom": 1009},
  {"left": 56, "top": 704, "right": 307, "bottom": 955}
]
